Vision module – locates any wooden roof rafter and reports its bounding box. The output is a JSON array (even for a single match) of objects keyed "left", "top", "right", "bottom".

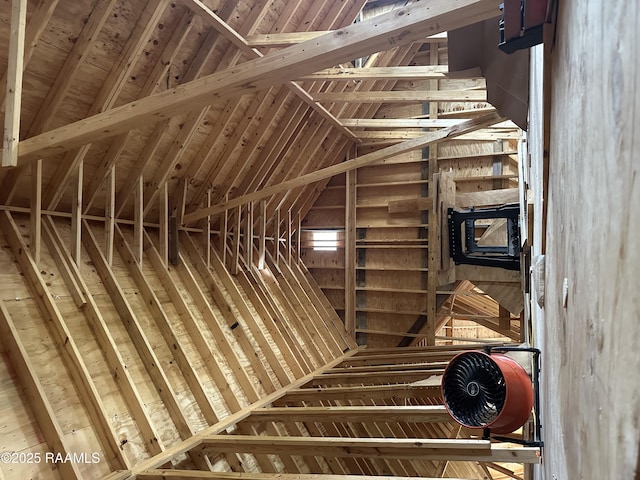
[{"left": 14, "top": 0, "right": 503, "bottom": 164}]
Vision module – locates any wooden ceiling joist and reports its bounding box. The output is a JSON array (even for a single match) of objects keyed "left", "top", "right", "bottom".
[
  {"left": 198, "top": 435, "right": 541, "bottom": 463},
  {"left": 314, "top": 90, "right": 488, "bottom": 104},
  {"left": 246, "top": 31, "right": 448, "bottom": 48},
  {"left": 249, "top": 406, "right": 452, "bottom": 423},
  {"left": 300, "top": 66, "right": 450, "bottom": 81},
  {"left": 16, "top": 0, "right": 502, "bottom": 163}
]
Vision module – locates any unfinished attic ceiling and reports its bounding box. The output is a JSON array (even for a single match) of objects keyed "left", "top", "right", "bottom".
[{"left": 0, "top": 0, "right": 536, "bottom": 479}]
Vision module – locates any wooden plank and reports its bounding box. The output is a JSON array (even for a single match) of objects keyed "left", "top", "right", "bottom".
[
  {"left": 246, "top": 31, "right": 448, "bottom": 47},
  {"left": 258, "top": 200, "right": 266, "bottom": 269},
  {"left": 138, "top": 473, "right": 469, "bottom": 480},
  {"left": 82, "top": 220, "right": 195, "bottom": 441},
  {"left": 249, "top": 406, "right": 451, "bottom": 423},
  {"left": 134, "top": 176, "right": 144, "bottom": 265},
  {"left": 27, "top": 0, "right": 118, "bottom": 136},
  {"left": 0, "top": 211, "right": 126, "bottom": 469},
  {"left": 301, "top": 66, "right": 449, "bottom": 81},
  {"left": 314, "top": 90, "right": 488, "bottom": 103},
  {"left": 159, "top": 182, "right": 169, "bottom": 267},
  {"left": 436, "top": 171, "right": 456, "bottom": 286},
  {"left": 198, "top": 435, "right": 540, "bottom": 463},
  {"left": 2, "top": 0, "right": 27, "bottom": 167},
  {"left": 18, "top": 0, "right": 502, "bottom": 162},
  {"left": 276, "top": 384, "right": 442, "bottom": 403},
  {"left": 30, "top": 158, "right": 42, "bottom": 264},
  {"left": 105, "top": 166, "right": 116, "bottom": 265},
  {"left": 184, "top": 113, "right": 504, "bottom": 223},
  {"left": 387, "top": 197, "right": 433, "bottom": 214},
  {"left": 455, "top": 188, "right": 520, "bottom": 207},
  {"left": 341, "top": 119, "right": 516, "bottom": 128},
  {"left": 345, "top": 169, "right": 357, "bottom": 339},
  {"left": 0, "top": 302, "right": 83, "bottom": 480},
  {"left": 71, "top": 161, "right": 83, "bottom": 265}
]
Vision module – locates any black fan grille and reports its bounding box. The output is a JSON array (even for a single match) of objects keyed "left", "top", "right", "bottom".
[{"left": 442, "top": 352, "right": 507, "bottom": 427}]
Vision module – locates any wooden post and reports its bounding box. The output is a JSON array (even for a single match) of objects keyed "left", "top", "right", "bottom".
[
  {"left": 273, "top": 208, "right": 280, "bottom": 267},
  {"left": 220, "top": 193, "right": 229, "bottom": 266},
  {"left": 105, "top": 165, "right": 116, "bottom": 265},
  {"left": 203, "top": 187, "right": 211, "bottom": 268},
  {"left": 258, "top": 200, "right": 266, "bottom": 270},
  {"left": 134, "top": 175, "right": 143, "bottom": 265},
  {"left": 159, "top": 182, "right": 169, "bottom": 267},
  {"left": 31, "top": 159, "right": 42, "bottom": 265},
  {"left": 2, "top": 0, "right": 27, "bottom": 167},
  {"left": 345, "top": 168, "right": 357, "bottom": 339},
  {"left": 71, "top": 161, "right": 83, "bottom": 265},
  {"left": 286, "top": 209, "right": 292, "bottom": 265},
  {"left": 231, "top": 205, "right": 241, "bottom": 275}
]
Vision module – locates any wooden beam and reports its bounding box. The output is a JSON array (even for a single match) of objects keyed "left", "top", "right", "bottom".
[
  {"left": 258, "top": 200, "right": 267, "bottom": 269},
  {"left": 246, "top": 30, "right": 448, "bottom": 47},
  {"left": 198, "top": 435, "right": 541, "bottom": 463},
  {"left": 300, "top": 66, "right": 449, "bottom": 81},
  {"left": 455, "top": 187, "right": 520, "bottom": 207},
  {"left": 341, "top": 119, "right": 516, "bottom": 128},
  {"left": 71, "top": 161, "right": 83, "bottom": 265},
  {"left": 184, "top": 113, "right": 504, "bottom": 223},
  {"left": 2, "top": 0, "right": 27, "bottom": 167},
  {"left": 105, "top": 165, "right": 116, "bottom": 265},
  {"left": 276, "top": 384, "right": 442, "bottom": 403},
  {"left": 30, "top": 158, "right": 42, "bottom": 264},
  {"left": 159, "top": 182, "right": 169, "bottom": 266},
  {"left": 0, "top": 303, "right": 83, "bottom": 480},
  {"left": 138, "top": 473, "right": 470, "bottom": 480},
  {"left": 345, "top": 169, "right": 357, "bottom": 339},
  {"left": 314, "top": 90, "right": 488, "bottom": 103},
  {"left": 134, "top": 176, "right": 144, "bottom": 264},
  {"left": 17, "top": 0, "right": 501, "bottom": 162},
  {"left": 249, "top": 405, "right": 452, "bottom": 423}
]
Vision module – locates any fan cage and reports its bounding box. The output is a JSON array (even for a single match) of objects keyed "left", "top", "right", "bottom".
[{"left": 442, "top": 351, "right": 507, "bottom": 428}]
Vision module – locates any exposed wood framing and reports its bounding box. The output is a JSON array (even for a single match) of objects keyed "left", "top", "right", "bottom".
[
  {"left": 2, "top": 0, "right": 27, "bottom": 167},
  {"left": 17, "top": 0, "right": 502, "bottom": 162}
]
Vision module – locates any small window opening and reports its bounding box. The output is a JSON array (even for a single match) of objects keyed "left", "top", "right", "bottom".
[{"left": 313, "top": 230, "right": 338, "bottom": 251}]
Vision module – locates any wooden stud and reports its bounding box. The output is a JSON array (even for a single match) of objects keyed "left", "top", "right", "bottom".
[
  {"left": 71, "top": 161, "right": 83, "bottom": 265},
  {"left": 220, "top": 192, "right": 229, "bottom": 265},
  {"left": 105, "top": 165, "right": 116, "bottom": 265},
  {"left": 134, "top": 176, "right": 144, "bottom": 265},
  {"left": 204, "top": 187, "right": 211, "bottom": 268},
  {"left": 273, "top": 208, "right": 281, "bottom": 267},
  {"left": 2, "top": 0, "right": 27, "bottom": 167},
  {"left": 30, "top": 158, "right": 42, "bottom": 265},
  {"left": 232, "top": 205, "right": 241, "bottom": 275},
  {"left": 286, "top": 209, "right": 293, "bottom": 265},
  {"left": 159, "top": 182, "right": 169, "bottom": 267},
  {"left": 258, "top": 200, "right": 267, "bottom": 270},
  {"left": 345, "top": 168, "right": 357, "bottom": 340},
  {"left": 313, "top": 90, "right": 488, "bottom": 103}
]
